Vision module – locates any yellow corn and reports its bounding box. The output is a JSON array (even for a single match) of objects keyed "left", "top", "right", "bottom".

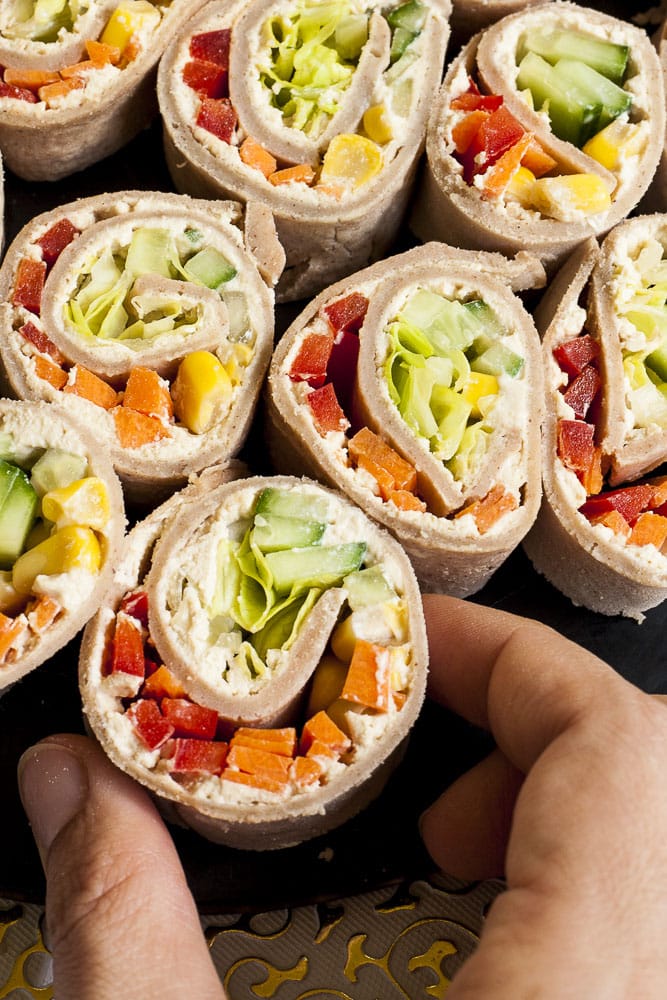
[
  {"left": 306, "top": 654, "right": 348, "bottom": 717},
  {"left": 0, "top": 571, "right": 24, "bottom": 615},
  {"left": 171, "top": 351, "right": 233, "bottom": 434},
  {"left": 331, "top": 601, "right": 406, "bottom": 662},
  {"left": 330, "top": 613, "right": 358, "bottom": 663},
  {"left": 319, "top": 134, "right": 383, "bottom": 191},
  {"left": 225, "top": 343, "right": 254, "bottom": 387},
  {"left": 505, "top": 165, "right": 536, "bottom": 208},
  {"left": 583, "top": 119, "right": 645, "bottom": 171},
  {"left": 362, "top": 105, "right": 393, "bottom": 145},
  {"left": 100, "top": 0, "right": 159, "bottom": 54},
  {"left": 41, "top": 477, "right": 110, "bottom": 532},
  {"left": 530, "top": 173, "right": 612, "bottom": 220},
  {"left": 13, "top": 525, "right": 101, "bottom": 594},
  {"left": 461, "top": 371, "right": 499, "bottom": 418}
]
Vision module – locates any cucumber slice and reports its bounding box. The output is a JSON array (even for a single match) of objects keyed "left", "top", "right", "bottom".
[
  {"left": 265, "top": 542, "right": 366, "bottom": 594},
  {"left": 517, "top": 50, "right": 602, "bottom": 147},
  {"left": 184, "top": 247, "right": 237, "bottom": 288},
  {"left": 471, "top": 343, "right": 524, "bottom": 378},
  {"left": 252, "top": 514, "right": 325, "bottom": 552},
  {"left": 553, "top": 59, "right": 631, "bottom": 133},
  {"left": 389, "top": 25, "right": 416, "bottom": 64},
  {"left": 30, "top": 449, "right": 88, "bottom": 497},
  {"left": 520, "top": 29, "right": 629, "bottom": 85},
  {"left": 0, "top": 462, "right": 38, "bottom": 569},
  {"left": 344, "top": 565, "right": 396, "bottom": 610},
  {"left": 463, "top": 299, "right": 506, "bottom": 339},
  {"left": 386, "top": 0, "right": 427, "bottom": 34},
  {"left": 255, "top": 487, "right": 330, "bottom": 522}
]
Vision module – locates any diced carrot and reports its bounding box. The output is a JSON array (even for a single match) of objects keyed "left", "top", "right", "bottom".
[
  {"left": 305, "top": 739, "right": 337, "bottom": 760},
  {"left": 230, "top": 727, "right": 297, "bottom": 757},
  {"left": 222, "top": 769, "right": 289, "bottom": 793},
  {"left": 26, "top": 596, "right": 61, "bottom": 634},
  {"left": 356, "top": 452, "right": 395, "bottom": 498},
  {"left": 580, "top": 445, "right": 603, "bottom": 496},
  {"left": 0, "top": 613, "right": 27, "bottom": 663},
  {"left": 86, "top": 39, "right": 121, "bottom": 64},
  {"left": 64, "top": 365, "right": 118, "bottom": 408},
  {"left": 113, "top": 406, "right": 170, "bottom": 448},
  {"left": 119, "top": 34, "right": 142, "bottom": 68},
  {"left": 451, "top": 110, "right": 489, "bottom": 155},
  {"left": 629, "top": 511, "right": 667, "bottom": 549},
  {"left": 60, "top": 59, "right": 103, "bottom": 78},
  {"left": 34, "top": 355, "right": 68, "bottom": 390},
  {"left": 649, "top": 476, "right": 667, "bottom": 509},
  {"left": 454, "top": 484, "right": 518, "bottom": 533},
  {"left": 38, "top": 76, "right": 84, "bottom": 105},
  {"left": 388, "top": 489, "right": 427, "bottom": 512},
  {"left": 3, "top": 68, "right": 60, "bottom": 91},
  {"left": 226, "top": 744, "right": 293, "bottom": 779},
  {"left": 269, "top": 164, "right": 315, "bottom": 186},
  {"left": 590, "top": 509, "right": 631, "bottom": 539},
  {"left": 141, "top": 664, "right": 187, "bottom": 699},
  {"left": 341, "top": 640, "right": 392, "bottom": 712},
  {"left": 291, "top": 756, "right": 322, "bottom": 786},
  {"left": 122, "top": 367, "right": 173, "bottom": 423},
  {"left": 521, "top": 138, "right": 558, "bottom": 177},
  {"left": 239, "top": 137, "right": 277, "bottom": 178},
  {"left": 12, "top": 258, "right": 46, "bottom": 314},
  {"left": 300, "top": 710, "right": 351, "bottom": 755},
  {"left": 348, "top": 427, "right": 417, "bottom": 493},
  {"left": 482, "top": 132, "right": 534, "bottom": 200}
]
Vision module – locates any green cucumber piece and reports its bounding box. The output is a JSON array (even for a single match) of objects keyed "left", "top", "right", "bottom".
[
  {"left": 646, "top": 342, "right": 667, "bottom": 383},
  {"left": 255, "top": 488, "right": 330, "bottom": 522},
  {"left": 30, "top": 449, "right": 88, "bottom": 497},
  {"left": 184, "top": 247, "right": 237, "bottom": 288},
  {"left": 471, "top": 343, "right": 524, "bottom": 378},
  {"left": 344, "top": 565, "right": 396, "bottom": 610},
  {"left": 553, "top": 59, "right": 631, "bottom": 132},
  {"left": 520, "top": 29, "right": 629, "bottom": 85},
  {"left": 516, "top": 50, "right": 602, "bottom": 147},
  {"left": 463, "top": 299, "right": 506, "bottom": 339},
  {"left": 389, "top": 25, "right": 416, "bottom": 64},
  {"left": 386, "top": 0, "right": 426, "bottom": 33},
  {"left": 252, "top": 514, "right": 325, "bottom": 552},
  {"left": 265, "top": 542, "right": 366, "bottom": 594},
  {"left": 0, "top": 462, "right": 38, "bottom": 569}
]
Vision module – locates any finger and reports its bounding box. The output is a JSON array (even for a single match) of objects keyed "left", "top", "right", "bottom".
[
  {"left": 419, "top": 748, "right": 523, "bottom": 879},
  {"left": 18, "top": 734, "right": 225, "bottom": 1000}
]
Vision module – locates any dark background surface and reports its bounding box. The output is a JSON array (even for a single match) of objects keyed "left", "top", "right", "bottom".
[{"left": 1, "top": 0, "right": 665, "bottom": 914}]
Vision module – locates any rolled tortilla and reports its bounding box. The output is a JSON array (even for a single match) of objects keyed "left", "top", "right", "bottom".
[
  {"left": 0, "top": 190, "right": 282, "bottom": 503},
  {"left": 0, "top": 0, "right": 210, "bottom": 181},
  {"left": 411, "top": 2, "right": 664, "bottom": 276},
  {"left": 79, "top": 469, "right": 428, "bottom": 849},
  {"left": 0, "top": 398, "right": 125, "bottom": 692},
  {"left": 157, "top": 0, "right": 451, "bottom": 302},
  {"left": 523, "top": 222, "right": 667, "bottom": 619},
  {"left": 266, "top": 242, "right": 545, "bottom": 596}
]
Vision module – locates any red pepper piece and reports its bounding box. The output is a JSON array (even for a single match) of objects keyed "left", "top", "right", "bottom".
[
  {"left": 196, "top": 97, "right": 237, "bottom": 142},
  {"left": 307, "top": 382, "right": 350, "bottom": 435},
  {"left": 161, "top": 698, "right": 219, "bottom": 739},
  {"left": 36, "top": 219, "right": 79, "bottom": 266},
  {"left": 19, "top": 321, "right": 64, "bottom": 363},
  {"left": 0, "top": 79, "right": 38, "bottom": 102},
  {"left": 579, "top": 484, "right": 656, "bottom": 524},
  {"left": 128, "top": 699, "right": 174, "bottom": 750},
  {"left": 110, "top": 614, "right": 145, "bottom": 677},
  {"left": 182, "top": 59, "right": 228, "bottom": 98},
  {"left": 557, "top": 418, "right": 595, "bottom": 476},
  {"left": 189, "top": 28, "right": 231, "bottom": 68},
  {"left": 288, "top": 331, "right": 334, "bottom": 386},
  {"left": 562, "top": 364, "right": 601, "bottom": 420},
  {"left": 553, "top": 334, "right": 600, "bottom": 378},
  {"left": 169, "top": 738, "right": 228, "bottom": 774},
  {"left": 12, "top": 258, "right": 47, "bottom": 314},
  {"left": 450, "top": 78, "right": 504, "bottom": 112},
  {"left": 327, "top": 329, "right": 360, "bottom": 411},
  {"left": 324, "top": 292, "right": 369, "bottom": 335},
  {"left": 457, "top": 105, "right": 525, "bottom": 183},
  {"left": 119, "top": 589, "right": 149, "bottom": 627}
]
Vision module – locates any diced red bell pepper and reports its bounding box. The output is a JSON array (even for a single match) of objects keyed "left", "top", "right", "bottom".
[
  {"left": 450, "top": 78, "right": 504, "bottom": 113},
  {"left": 324, "top": 293, "right": 369, "bottom": 335},
  {"left": 288, "top": 331, "right": 334, "bottom": 386},
  {"left": 182, "top": 59, "right": 228, "bottom": 98},
  {"left": 196, "top": 97, "right": 237, "bottom": 142},
  {"left": 110, "top": 614, "right": 145, "bottom": 677},
  {"left": 456, "top": 105, "right": 525, "bottom": 184},
  {"left": 553, "top": 334, "right": 599, "bottom": 378},
  {"left": 36, "top": 219, "right": 79, "bottom": 267},
  {"left": 19, "top": 321, "right": 64, "bottom": 362},
  {"left": 12, "top": 258, "right": 47, "bottom": 314},
  {"left": 579, "top": 484, "right": 656, "bottom": 524},
  {"left": 161, "top": 698, "right": 219, "bottom": 739},
  {"left": 327, "top": 329, "right": 360, "bottom": 411},
  {"left": 562, "top": 364, "right": 601, "bottom": 420},
  {"left": 168, "top": 738, "right": 228, "bottom": 774},
  {"left": 119, "top": 589, "right": 149, "bottom": 627},
  {"left": 557, "top": 418, "right": 595, "bottom": 475},
  {"left": 189, "top": 28, "right": 231, "bottom": 68},
  {"left": 0, "top": 79, "right": 38, "bottom": 102},
  {"left": 307, "top": 382, "right": 350, "bottom": 435},
  {"left": 127, "top": 699, "right": 174, "bottom": 750}
]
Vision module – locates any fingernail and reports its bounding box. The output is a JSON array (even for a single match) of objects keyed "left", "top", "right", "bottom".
[{"left": 18, "top": 743, "right": 88, "bottom": 866}]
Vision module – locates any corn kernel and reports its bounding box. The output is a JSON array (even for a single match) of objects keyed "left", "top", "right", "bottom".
[
  {"left": 461, "top": 371, "right": 499, "bottom": 418},
  {"left": 505, "top": 165, "right": 536, "bottom": 207},
  {"left": 529, "top": 174, "right": 612, "bottom": 221},
  {"left": 362, "top": 104, "right": 393, "bottom": 145},
  {"left": 319, "top": 134, "right": 383, "bottom": 191},
  {"left": 41, "top": 477, "right": 110, "bottom": 532},
  {"left": 331, "top": 613, "right": 357, "bottom": 663},
  {"left": 13, "top": 525, "right": 101, "bottom": 594},
  {"left": 583, "top": 120, "right": 645, "bottom": 171},
  {"left": 171, "top": 351, "right": 232, "bottom": 434},
  {"left": 100, "top": 1, "right": 159, "bottom": 54},
  {"left": 225, "top": 343, "right": 254, "bottom": 386},
  {"left": 306, "top": 654, "right": 348, "bottom": 717}
]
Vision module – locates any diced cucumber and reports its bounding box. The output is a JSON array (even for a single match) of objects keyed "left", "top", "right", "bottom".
[
  {"left": 30, "top": 449, "right": 88, "bottom": 497},
  {"left": 255, "top": 487, "right": 330, "bottom": 522},
  {"left": 517, "top": 51, "right": 602, "bottom": 147},
  {"left": 265, "top": 542, "right": 366, "bottom": 594},
  {"left": 386, "top": 0, "right": 427, "bottom": 34},
  {"left": 184, "top": 247, "right": 237, "bottom": 289},
  {"left": 463, "top": 299, "right": 506, "bottom": 339},
  {"left": 646, "top": 342, "right": 667, "bottom": 384},
  {"left": 0, "top": 462, "right": 38, "bottom": 569},
  {"left": 344, "top": 565, "right": 396, "bottom": 610},
  {"left": 520, "top": 29, "right": 629, "bottom": 85},
  {"left": 471, "top": 343, "right": 524, "bottom": 378},
  {"left": 335, "top": 14, "right": 368, "bottom": 61},
  {"left": 553, "top": 59, "right": 631, "bottom": 133},
  {"left": 252, "top": 514, "right": 325, "bottom": 552},
  {"left": 389, "top": 25, "right": 416, "bottom": 63}
]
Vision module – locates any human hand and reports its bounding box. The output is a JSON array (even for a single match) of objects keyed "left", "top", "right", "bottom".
[{"left": 420, "top": 594, "right": 667, "bottom": 999}]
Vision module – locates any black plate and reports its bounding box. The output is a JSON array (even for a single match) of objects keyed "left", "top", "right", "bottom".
[{"left": 1, "top": 0, "right": 666, "bottom": 914}]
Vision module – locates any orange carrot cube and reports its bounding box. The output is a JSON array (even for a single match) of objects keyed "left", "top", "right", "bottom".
[
  {"left": 341, "top": 640, "right": 392, "bottom": 712},
  {"left": 122, "top": 367, "right": 173, "bottom": 423},
  {"left": 141, "top": 664, "right": 187, "bottom": 700},
  {"left": 226, "top": 744, "right": 293, "bottom": 780},
  {"left": 629, "top": 512, "right": 667, "bottom": 550},
  {"left": 269, "top": 164, "right": 315, "bottom": 186},
  {"left": 451, "top": 110, "right": 489, "bottom": 155},
  {"left": 348, "top": 427, "right": 417, "bottom": 493},
  {"left": 590, "top": 509, "right": 631, "bottom": 539},
  {"left": 34, "top": 355, "right": 68, "bottom": 390},
  {"left": 388, "top": 489, "right": 427, "bottom": 512},
  {"left": 291, "top": 756, "right": 322, "bottom": 786},
  {"left": 86, "top": 39, "right": 121, "bottom": 64},
  {"left": 482, "top": 132, "right": 533, "bottom": 200},
  {"left": 113, "top": 407, "right": 170, "bottom": 448},
  {"left": 64, "top": 366, "right": 118, "bottom": 408},
  {"left": 454, "top": 484, "right": 518, "bottom": 533},
  {"left": 300, "top": 710, "right": 352, "bottom": 755},
  {"left": 26, "top": 596, "right": 61, "bottom": 634},
  {"left": 3, "top": 68, "right": 60, "bottom": 91},
  {"left": 521, "top": 137, "right": 557, "bottom": 177},
  {"left": 0, "top": 613, "right": 27, "bottom": 663},
  {"left": 230, "top": 727, "right": 297, "bottom": 757},
  {"left": 239, "top": 137, "right": 277, "bottom": 178},
  {"left": 38, "top": 76, "right": 84, "bottom": 105},
  {"left": 221, "top": 769, "right": 289, "bottom": 793}
]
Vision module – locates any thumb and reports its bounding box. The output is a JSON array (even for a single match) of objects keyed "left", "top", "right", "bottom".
[{"left": 18, "top": 733, "right": 225, "bottom": 1000}]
